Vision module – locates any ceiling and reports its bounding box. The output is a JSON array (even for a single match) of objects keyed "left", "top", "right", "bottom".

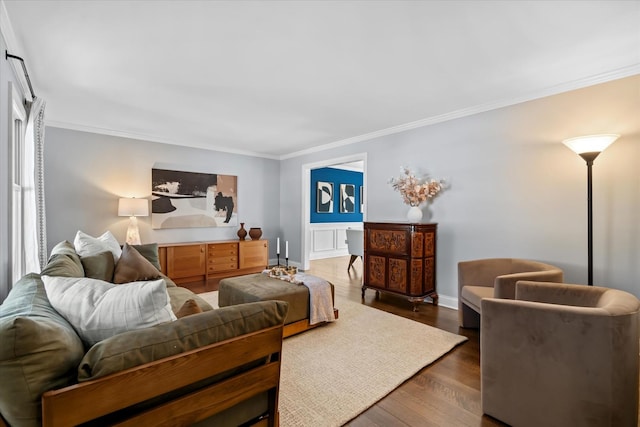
[{"left": 3, "top": 1, "right": 639, "bottom": 159}]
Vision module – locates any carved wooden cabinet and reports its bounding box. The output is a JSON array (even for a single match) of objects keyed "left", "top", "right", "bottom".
[
  {"left": 159, "top": 240, "right": 268, "bottom": 292},
  {"left": 362, "top": 222, "right": 437, "bottom": 310}
]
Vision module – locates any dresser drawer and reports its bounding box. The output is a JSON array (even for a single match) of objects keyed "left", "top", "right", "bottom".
[
  {"left": 208, "top": 243, "right": 238, "bottom": 257},
  {"left": 208, "top": 256, "right": 238, "bottom": 272}
]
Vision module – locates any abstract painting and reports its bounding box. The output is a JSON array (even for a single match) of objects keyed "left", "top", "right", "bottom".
[
  {"left": 151, "top": 168, "right": 237, "bottom": 229},
  {"left": 340, "top": 184, "right": 355, "bottom": 213},
  {"left": 317, "top": 181, "right": 333, "bottom": 213}
]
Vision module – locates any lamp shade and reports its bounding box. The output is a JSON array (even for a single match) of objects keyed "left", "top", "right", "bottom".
[
  {"left": 562, "top": 134, "right": 619, "bottom": 155},
  {"left": 118, "top": 198, "right": 149, "bottom": 217}
]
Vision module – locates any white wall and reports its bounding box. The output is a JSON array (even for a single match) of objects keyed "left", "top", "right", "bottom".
[
  {"left": 281, "top": 75, "right": 640, "bottom": 302},
  {"left": 44, "top": 128, "right": 281, "bottom": 257}
]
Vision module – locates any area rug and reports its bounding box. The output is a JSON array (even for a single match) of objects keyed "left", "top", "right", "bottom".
[{"left": 198, "top": 291, "right": 467, "bottom": 426}]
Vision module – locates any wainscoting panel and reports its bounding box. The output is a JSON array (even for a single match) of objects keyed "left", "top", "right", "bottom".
[{"left": 309, "top": 223, "right": 362, "bottom": 260}]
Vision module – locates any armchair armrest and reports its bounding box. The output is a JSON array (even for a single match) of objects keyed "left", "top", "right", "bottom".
[
  {"left": 493, "top": 269, "right": 563, "bottom": 300},
  {"left": 514, "top": 280, "right": 606, "bottom": 307}
]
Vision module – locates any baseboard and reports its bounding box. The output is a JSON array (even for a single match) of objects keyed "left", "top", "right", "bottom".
[{"left": 434, "top": 294, "right": 457, "bottom": 310}]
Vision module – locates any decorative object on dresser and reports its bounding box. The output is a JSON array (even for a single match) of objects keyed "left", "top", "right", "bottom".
[
  {"left": 248, "top": 227, "right": 262, "bottom": 240},
  {"left": 362, "top": 222, "right": 437, "bottom": 311},
  {"left": 236, "top": 222, "right": 247, "bottom": 240},
  {"left": 388, "top": 166, "right": 446, "bottom": 223},
  {"left": 562, "top": 134, "right": 619, "bottom": 286},
  {"left": 158, "top": 239, "right": 269, "bottom": 292},
  {"left": 117, "top": 197, "right": 149, "bottom": 245}
]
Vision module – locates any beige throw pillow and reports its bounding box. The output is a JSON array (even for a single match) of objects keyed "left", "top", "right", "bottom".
[{"left": 113, "top": 244, "right": 161, "bottom": 284}]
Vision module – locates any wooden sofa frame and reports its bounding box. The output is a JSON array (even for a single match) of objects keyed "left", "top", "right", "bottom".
[{"left": 1, "top": 325, "right": 284, "bottom": 427}]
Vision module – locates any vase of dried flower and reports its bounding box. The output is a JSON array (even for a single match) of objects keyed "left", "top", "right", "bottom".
[{"left": 406, "top": 206, "right": 423, "bottom": 223}]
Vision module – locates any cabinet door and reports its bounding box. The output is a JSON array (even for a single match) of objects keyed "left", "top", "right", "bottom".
[
  {"left": 239, "top": 240, "right": 268, "bottom": 269},
  {"left": 166, "top": 244, "right": 206, "bottom": 279}
]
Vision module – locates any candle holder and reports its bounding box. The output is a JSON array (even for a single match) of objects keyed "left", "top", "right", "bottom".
[
  {"left": 286, "top": 257, "right": 289, "bottom": 268},
  {"left": 277, "top": 253, "right": 281, "bottom": 267}
]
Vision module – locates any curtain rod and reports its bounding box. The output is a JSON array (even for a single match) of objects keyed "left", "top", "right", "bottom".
[{"left": 5, "top": 50, "right": 36, "bottom": 100}]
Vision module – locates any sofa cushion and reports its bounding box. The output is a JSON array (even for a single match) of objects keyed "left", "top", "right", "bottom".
[
  {"left": 42, "top": 276, "right": 176, "bottom": 346},
  {"left": 81, "top": 251, "right": 115, "bottom": 281},
  {"left": 74, "top": 230, "right": 122, "bottom": 262},
  {"left": 113, "top": 244, "right": 161, "bottom": 284},
  {"left": 0, "top": 273, "right": 85, "bottom": 427},
  {"left": 131, "top": 243, "right": 161, "bottom": 270},
  {"left": 40, "top": 240, "right": 84, "bottom": 278},
  {"left": 78, "top": 300, "right": 288, "bottom": 381}
]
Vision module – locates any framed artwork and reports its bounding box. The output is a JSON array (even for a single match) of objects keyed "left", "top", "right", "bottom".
[
  {"left": 360, "top": 185, "right": 364, "bottom": 213},
  {"left": 317, "top": 181, "right": 334, "bottom": 213},
  {"left": 340, "top": 184, "right": 355, "bottom": 213},
  {"left": 151, "top": 168, "right": 237, "bottom": 229}
]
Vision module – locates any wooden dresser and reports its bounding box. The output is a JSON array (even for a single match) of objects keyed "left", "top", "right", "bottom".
[
  {"left": 158, "top": 240, "right": 268, "bottom": 293},
  {"left": 362, "top": 222, "right": 437, "bottom": 311}
]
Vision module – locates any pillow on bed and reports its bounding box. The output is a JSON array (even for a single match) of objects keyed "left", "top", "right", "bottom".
[
  {"left": 42, "top": 275, "right": 176, "bottom": 346},
  {"left": 74, "top": 230, "right": 122, "bottom": 262}
]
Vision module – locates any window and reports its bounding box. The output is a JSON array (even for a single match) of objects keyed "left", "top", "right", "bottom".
[{"left": 10, "top": 83, "right": 27, "bottom": 284}]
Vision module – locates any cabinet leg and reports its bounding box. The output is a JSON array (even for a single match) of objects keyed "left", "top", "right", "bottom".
[
  {"left": 431, "top": 293, "right": 439, "bottom": 306},
  {"left": 375, "top": 290, "right": 380, "bottom": 300},
  {"left": 361, "top": 286, "right": 366, "bottom": 299}
]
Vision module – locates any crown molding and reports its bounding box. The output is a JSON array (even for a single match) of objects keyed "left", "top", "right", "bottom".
[
  {"left": 0, "top": 0, "right": 33, "bottom": 101},
  {"left": 46, "top": 120, "right": 281, "bottom": 160},
  {"left": 44, "top": 63, "right": 640, "bottom": 162},
  {"left": 281, "top": 65, "right": 640, "bottom": 160}
]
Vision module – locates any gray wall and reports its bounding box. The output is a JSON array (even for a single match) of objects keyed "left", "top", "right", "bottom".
[
  {"left": 8, "top": 75, "right": 640, "bottom": 307},
  {"left": 44, "top": 128, "right": 281, "bottom": 257},
  {"left": 280, "top": 75, "right": 640, "bottom": 302}
]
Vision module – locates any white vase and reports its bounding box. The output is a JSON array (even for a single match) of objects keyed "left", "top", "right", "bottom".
[{"left": 406, "top": 205, "right": 423, "bottom": 223}]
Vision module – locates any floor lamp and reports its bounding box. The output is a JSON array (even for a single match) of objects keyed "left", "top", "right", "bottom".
[
  {"left": 562, "top": 134, "right": 619, "bottom": 286},
  {"left": 118, "top": 198, "right": 149, "bottom": 245}
]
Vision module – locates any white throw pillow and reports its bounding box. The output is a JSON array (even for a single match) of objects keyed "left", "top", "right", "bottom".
[
  {"left": 74, "top": 230, "right": 122, "bottom": 262},
  {"left": 42, "top": 275, "right": 177, "bottom": 346}
]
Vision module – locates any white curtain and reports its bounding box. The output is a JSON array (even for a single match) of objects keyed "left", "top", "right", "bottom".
[{"left": 23, "top": 97, "right": 47, "bottom": 273}]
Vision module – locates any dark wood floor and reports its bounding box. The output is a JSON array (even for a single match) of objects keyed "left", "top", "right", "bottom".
[{"left": 305, "top": 256, "right": 507, "bottom": 427}]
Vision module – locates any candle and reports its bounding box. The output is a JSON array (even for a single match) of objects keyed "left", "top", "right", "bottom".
[
  {"left": 285, "top": 241, "right": 289, "bottom": 258},
  {"left": 276, "top": 237, "right": 280, "bottom": 255}
]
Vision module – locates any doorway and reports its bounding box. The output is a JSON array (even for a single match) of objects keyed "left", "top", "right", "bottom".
[{"left": 301, "top": 153, "right": 367, "bottom": 270}]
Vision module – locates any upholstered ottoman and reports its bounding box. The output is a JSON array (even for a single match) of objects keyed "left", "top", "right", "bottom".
[{"left": 219, "top": 273, "right": 336, "bottom": 337}]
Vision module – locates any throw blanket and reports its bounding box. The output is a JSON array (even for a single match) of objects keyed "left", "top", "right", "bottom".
[{"left": 263, "top": 271, "right": 336, "bottom": 325}]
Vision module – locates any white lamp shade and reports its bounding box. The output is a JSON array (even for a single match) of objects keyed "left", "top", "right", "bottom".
[
  {"left": 118, "top": 198, "right": 149, "bottom": 217},
  {"left": 562, "top": 134, "right": 619, "bottom": 155}
]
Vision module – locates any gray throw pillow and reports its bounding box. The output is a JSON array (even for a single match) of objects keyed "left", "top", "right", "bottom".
[{"left": 80, "top": 251, "right": 115, "bottom": 281}]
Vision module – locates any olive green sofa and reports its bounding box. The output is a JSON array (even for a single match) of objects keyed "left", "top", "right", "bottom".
[{"left": 0, "top": 241, "right": 288, "bottom": 427}]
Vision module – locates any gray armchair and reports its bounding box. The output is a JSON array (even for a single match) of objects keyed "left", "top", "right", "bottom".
[
  {"left": 345, "top": 228, "right": 363, "bottom": 270},
  {"left": 458, "top": 258, "right": 563, "bottom": 328},
  {"left": 481, "top": 280, "right": 639, "bottom": 427}
]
